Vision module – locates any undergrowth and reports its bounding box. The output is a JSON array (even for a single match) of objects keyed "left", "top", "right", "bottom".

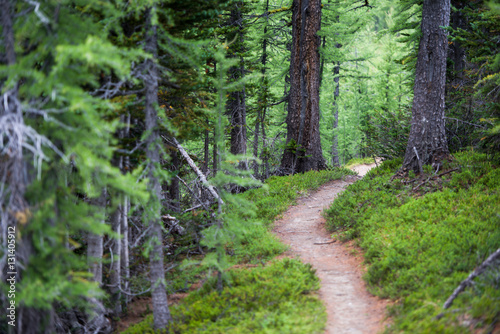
[
  {"left": 236, "top": 168, "right": 356, "bottom": 262},
  {"left": 345, "top": 156, "right": 378, "bottom": 168},
  {"left": 324, "top": 151, "right": 500, "bottom": 333},
  {"left": 123, "top": 258, "right": 325, "bottom": 334},
  {"left": 123, "top": 168, "right": 353, "bottom": 333}
]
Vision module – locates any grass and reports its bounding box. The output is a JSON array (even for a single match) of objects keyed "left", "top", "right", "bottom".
[
  {"left": 324, "top": 151, "right": 500, "bottom": 333},
  {"left": 345, "top": 156, "right": 377, "bottom": 169},
  {"left": 123, "top": 167, "right": 354, "bottom": 333}
]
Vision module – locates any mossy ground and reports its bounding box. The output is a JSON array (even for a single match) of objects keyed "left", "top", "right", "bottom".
[
  {"left": 122, "top": 168, "right": 354, "bottom": 333},
  {"left": 345, "top": 156, "right": 378, "bottom": 169},
  {"left": 324, "top": 151, "right": 500, "bottom": 333}
]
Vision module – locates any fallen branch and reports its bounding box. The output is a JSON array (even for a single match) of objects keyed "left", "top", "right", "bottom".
[
  {"left": 436, "top": 168, "right": 459, "bottom": 178},
  {"left": 171, "top": 137, "right": 224, "bottom": 206},
  {"left": 161, "top": 214, "right": 185, "bottom": 235},
  {"left": 412, "top": 176, "right": 431, "bottom": 192},
  {"left": 443, "top": 248, "right": 500, "bottom": 310},
  {"left": 176, "top": 175, "right": 211, "bottom": 212},
  {"left": 314, "top": 240, "right": 336, "bottom": 245}
]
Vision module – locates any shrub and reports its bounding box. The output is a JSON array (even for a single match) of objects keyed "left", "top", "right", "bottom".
[{"left": 324, "top": 151, "right": 500, "bottom": 333}]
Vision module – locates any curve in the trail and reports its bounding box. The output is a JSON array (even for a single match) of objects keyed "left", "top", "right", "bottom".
[{"left": 273, "top": 164, "right": 388, "bottom": 334}]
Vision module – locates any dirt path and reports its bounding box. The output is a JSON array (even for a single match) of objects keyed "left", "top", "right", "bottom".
[{"left": 273, "top": 163, "right": 389, "bottom": 334}]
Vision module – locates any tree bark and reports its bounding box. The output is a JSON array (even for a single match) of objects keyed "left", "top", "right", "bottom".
[
  {"left": 449, "top": 1, "right": 466, "bottom": 84},
  {"left": 109, "top": 201, "right": 122, "bottom": 315},
  {"left": 227, "top": 5, "right": 248, "bottom": 169},
  {"left": 143, "top": 9, "right": 172, "bottom": 330},
  {"left": 203, "top": 120, "right": 209, "bottom": 175},
  {"left": 1, "top": 3, "right": 57, "bottom": 332},
  {"left": 165, "top": 148, "right": 180, "bottom": 212},
  {"left": 281, "top": 0, "right": 327, "bottom": 174},
  {"left": 402, "top": 0, "right": 451, "bottom": 174},
  {"left": 121, "top": 114, "right": 131, "bottom": 304},
  {"left": 253, "top": 0, "right": 270, "bottom": 178},
  {"left": 120, "top": 195, "right": 130, "bottom": 303},
  {"left": 87, "top": 188, "right": 107, "bottom": 285},
  {"left": 331, "top": 61, "right": 340, "bottom": 166}
]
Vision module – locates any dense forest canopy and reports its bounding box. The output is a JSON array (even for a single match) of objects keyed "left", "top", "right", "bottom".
[{"left": 1, "top": 0, "right": 499, "bottom": 332}]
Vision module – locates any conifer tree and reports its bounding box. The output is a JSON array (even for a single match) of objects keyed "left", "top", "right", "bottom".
[
  {"left": 281, "top": 0, "right": 327, "bottom": 174},
  {"left": 0, "top": 1, "right": 146, "bottom": 332},
  {"left": 142, "top": 6, "right": 173, "bottom": 330},
  {"left": 402, "top": 0, "right": 451, "bottom": 173}
]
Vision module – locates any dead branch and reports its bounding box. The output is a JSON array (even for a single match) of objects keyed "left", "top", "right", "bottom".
[
  {"left": 171, "top": 137, "right": 224, "bottom": 206},
  {"left": 436, "top": 168, "right": 459, "bottom": 178},
  {"left": 176, "top": 175, "right": 211, "bottom": 212},
  {"left": 314, "top": 240, "right": 336, "bottom": 245},
  {"left": 161, "top": 215, "right": 185, "bottom": 235},
  {"left": 443, "top": 248, "right": 500, "bottom": 310}
]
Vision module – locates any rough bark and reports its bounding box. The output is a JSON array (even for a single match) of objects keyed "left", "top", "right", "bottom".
[
  {"left": 87, "top": 188, "right": 107, "bottom": 285},
  {"left": 144, "top": 9, "right": 172, "bottom": 330},
  {"left": 402, "top": 0, "right": 451, "bottom": 174},
  {"left": 165, "top": 148, "right": 180, "bottom": 212},
  {"left": 121, "top": 114, "right": 131, "bottom": 304},
  {"left": 331, "top": 61, "right": 340, "bottom": 166},
  {"left": 449, "top": 1, "right": 466, "bottom": 84},
  {"left": 281, "top": 0, "right": 327, "bottom": 174},
  {"left": 202, "top": 120, "right": 209, "bottom": 175},
  {"left": 253, "top": 0, "right": 270, "bottom": 178},
  {"left": 109, "top": 201, "right": 122, "bottom": 315},
  {"left": 227, "top": 5, "right": 248, "bottom": 169},
  {"left": 120, "top": 196, "right": 130, "bottom": 303}
]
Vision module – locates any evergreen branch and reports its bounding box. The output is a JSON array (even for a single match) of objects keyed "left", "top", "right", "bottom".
[{"left": 348, "top": 0, "right": 373, "bottom": 12}]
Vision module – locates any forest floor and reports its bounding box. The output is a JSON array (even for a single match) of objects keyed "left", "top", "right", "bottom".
[{"left": 273, "top": 161, "right": 390, "bottom": 334}]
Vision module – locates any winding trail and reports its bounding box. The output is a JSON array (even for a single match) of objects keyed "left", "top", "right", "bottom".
[{"left": 273, "top": 163, "right": 389, "bottom": 334}]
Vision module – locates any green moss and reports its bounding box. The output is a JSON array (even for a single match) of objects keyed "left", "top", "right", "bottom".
[{"left": 324, "top": 151, "right": 500, "bottom": 333}]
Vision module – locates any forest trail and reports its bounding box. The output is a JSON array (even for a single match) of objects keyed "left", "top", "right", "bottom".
[{"left": 273, "top": 162, "right": 389, "bottom": 334}]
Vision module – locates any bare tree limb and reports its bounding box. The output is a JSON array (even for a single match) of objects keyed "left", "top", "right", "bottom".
[
  {"left": 443, "top": 248, "right": 500, "bottom": 310},
  {"left": 170, "top": 137, "right": 224, "bottom": 206}
]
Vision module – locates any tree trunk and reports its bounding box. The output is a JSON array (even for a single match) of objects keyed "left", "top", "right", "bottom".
[
  {"left": 109, "top": 200, "right": 122, "bottom": 315},
  {"left": 449, "top": 0, "right": 466, "bottom": 84},
  {"left": 402, "top": 0, "right": 451, "bottom": 174},
  {"left": 121, "top": 196, "right": 130, "bottom": 303},
  {"left": 1, "top": 3, "right": 56, "bottom": 332},
  {"left": 331, "top": 61, "right": 340, "bottom": 166},
  {"left": 121, "top": 113, "right": 131, "bottom": 304},
  {"left": 87, "top": 188, "right": 107, "bottom": 285},
  {"left": 166, "top": 149, "right": 180, "bottom": 213},
  {"left": 253, "top": 0, "right": 270, "bottom": 178},
  {"left": 203, "top": 120, "right": 209, "bottom": 175},
  {"left": 143, "top": 9, "right": 172, "bottom": 330},
  {"left": 227, "top": 5, "right": 248, "bottom": 169},
  {"left": 281, "top": 0, "right": 326, "bottom": 174}
]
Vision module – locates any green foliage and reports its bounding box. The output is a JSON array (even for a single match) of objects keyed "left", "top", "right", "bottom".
[
  {"left": 124, "top": 167, "right": 353, "bottom": 332},
  {"left": 446, "top": 2, "right": 500, "bottom": 153},
  {"left": 236, "top": 168, "right": 355, "bottom": 262},
  {"left": 325, "top": 151, "right": 500, "bottom": 333},
  {"left": 324, "top": 157, "right": 405, "bottom": 239},
  {"left": 197, "top": 44, "right": 262, "bottom": 281},
  {"left": 122, "top": 258, "right": 325, "bottom": 334},
  {"left": 345, "top": 156, "right": 377, "bottom": 168},
  {"left": 319, "top": 1, "right": 415, "bottom": 164},
  {"left": 0, "top": 0, "right": 147, "bottom": 319}
]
